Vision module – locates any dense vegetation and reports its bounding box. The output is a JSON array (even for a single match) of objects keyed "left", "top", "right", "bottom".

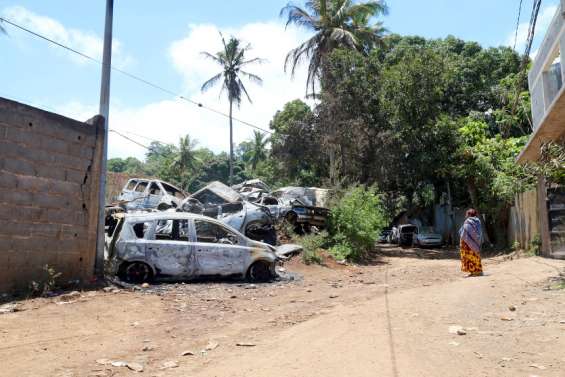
[{"left": 108, "top": 1, "right": 562, "bottom": 250}]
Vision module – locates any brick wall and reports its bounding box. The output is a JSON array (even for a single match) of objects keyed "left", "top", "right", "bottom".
[{"left": 0, "top": 97, "right": 103, "bottom": 292}]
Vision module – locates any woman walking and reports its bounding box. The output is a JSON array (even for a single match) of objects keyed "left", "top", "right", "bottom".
[{"left": 459, "top": 209, "right": 483, "bottom": 277}]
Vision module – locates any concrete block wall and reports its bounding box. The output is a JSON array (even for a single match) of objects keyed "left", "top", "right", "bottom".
[{"left": 0, "top": 97, "right": 103, "bottom": 292}]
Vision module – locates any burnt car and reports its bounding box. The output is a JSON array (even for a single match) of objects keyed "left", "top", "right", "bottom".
[
  {"left": 398, "top": 224, "right": 418, "bottom": 247},
  {"left": 116, "top": 178, "right": 187, "bottom": 210},
  {"left": 181, "top": 181, "right": 277, "bottom": 245},
  {"left": 272, "top": 187, "right": 330, "bottom": 232},
  {"left": 107, "top": 212, "right": 280, "bottom": 283}
]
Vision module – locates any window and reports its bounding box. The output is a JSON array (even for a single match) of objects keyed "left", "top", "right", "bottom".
[
  {"left": 148, "top": 182, "right": 161, "bottom": 196},
  {"left": 135, "top": 181, "right": 148, "bottom": 193},
  {"left": 154, "top": 219, "right": 189, "bottom": 241},
  {"left": 162, "top": 183, "right": 186, "bottom": 200},
  {"left": 194, "top": 220, "right": 237, "bottom": 244},
  {"left": 263, "top": 197, "right": 278, "bottom": 205},
  {"left": 126, "top": 180, "right": 138, "bottom": 190},
  {"left": 132, "top": 222, "right": 151, "bottom": 239}
]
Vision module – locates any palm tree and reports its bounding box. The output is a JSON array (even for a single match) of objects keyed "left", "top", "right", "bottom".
[
  {"left": 201, "top": 34, "right": 264, "bottom": 185},
  {"left": 170, "top": 135, "right": 199, "bottom": 189},
  {"left": 281, "top": 0, "right": 388, "bottom": 96},
  {"left": 249, "top": 130, "right": 269, "bottom": 171}
]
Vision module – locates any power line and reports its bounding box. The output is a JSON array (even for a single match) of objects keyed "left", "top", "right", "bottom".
[
  {"left": 0, "top": 16, "right": 273, "bottom": 135},
  {"left": 109, "top": 129, "right": 150, "bottom": 150},
  {"left": 524, "top": 0, "right": 542, "bottom": 57},
  {"left": 513, "top": 0, "right": 524, "bottom": 51}
]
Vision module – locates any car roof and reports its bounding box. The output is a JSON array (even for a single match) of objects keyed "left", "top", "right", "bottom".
[{"left": 124, "top": 212, "right": 212, "bottom": 222}]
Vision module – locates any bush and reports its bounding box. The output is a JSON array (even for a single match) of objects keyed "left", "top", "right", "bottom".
[
  {"left": 327, "top": 186, "right": 389, "bottom": 260},
  {"left": 298, "top": 231, "right": 329, "bottom": 265}
]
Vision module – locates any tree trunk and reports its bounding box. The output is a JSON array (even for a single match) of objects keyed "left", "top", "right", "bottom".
[{"left": 229, "top": 100, "right": 234, "bottom": 185}]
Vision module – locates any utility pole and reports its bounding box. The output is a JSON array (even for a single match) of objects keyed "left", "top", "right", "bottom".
[{"left": 95, "top": 0, "right": 114, "bottom": 277}]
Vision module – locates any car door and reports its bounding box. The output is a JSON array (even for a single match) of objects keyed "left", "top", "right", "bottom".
[
  {"left": 144, "top": 182, "right": 162, "bottom": 209},
  {"left": 146, "top": 219, "right": 195, "bottom": 278},
  {"left": 192, "top": 219, "right": 247, "bottom": 276}
]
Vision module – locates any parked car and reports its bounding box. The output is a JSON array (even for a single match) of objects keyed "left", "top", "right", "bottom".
[
  {"left": 378, "top": 229, "right": 392, "bottom": 244},
  {"left": 413, "top": 227, "right": 443, "bottom": 248},
  {"left": 398, "top": 224, "right": 418, "bottom": 246},
  {"left": 117, "top": 179, "right": 187, "bottom": 210},
  {"left": 107, "top": 212, "right": 279, "bottom": 284}
]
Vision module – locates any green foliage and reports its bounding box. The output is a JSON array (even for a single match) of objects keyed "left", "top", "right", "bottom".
[
  {"left": 28, "top": 264, "right": 62, "bottom": 297},
  {"left": 327, "top": 186, "right": 389, "bottom": 260},
  {"left": 526, "top": 140, "right": 565, "bottom": 185},
  {"left": 526, "top": 234, "right": 542, "bottom": 256},
  {"left": 296, "top": 231, "right": 328, "bottom": 265}
]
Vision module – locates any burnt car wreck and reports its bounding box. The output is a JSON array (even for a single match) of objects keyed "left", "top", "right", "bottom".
[
  {"left": 103, "top": 177, "right": 319, "bottom": 283},
  {"left": 107, "top": 212, "right": 283, "bottom": 283}
]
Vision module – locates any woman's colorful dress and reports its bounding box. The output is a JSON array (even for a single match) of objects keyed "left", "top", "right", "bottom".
[{"left": 459, "top": 217, "right": 483, "bottom": 275}]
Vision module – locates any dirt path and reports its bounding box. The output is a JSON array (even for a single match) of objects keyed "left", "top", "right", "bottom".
[{"left": 1, "top": 250, "right": 564, "bottom": 377}]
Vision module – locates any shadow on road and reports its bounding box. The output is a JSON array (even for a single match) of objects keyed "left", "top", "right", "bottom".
[{"left": 374, "top": 244, "right": 460, "bottom": 260}]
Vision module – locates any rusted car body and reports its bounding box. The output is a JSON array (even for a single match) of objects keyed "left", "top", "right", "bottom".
[
  {"left": 117, "top": 178, "right": 187, "bottom": 210},
  {"left": 181, "top": 181, "right": 277, "bottom": 245},
  {"left": 272, "top": 187, "right": 330, "bottom": 230},
  {"left": 107, "top": 212, "right": 278, "bottom": 283}
]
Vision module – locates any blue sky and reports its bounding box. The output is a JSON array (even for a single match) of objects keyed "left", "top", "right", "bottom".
[{"left": 0, "top": 0, "right": 560, "bottom": 159}]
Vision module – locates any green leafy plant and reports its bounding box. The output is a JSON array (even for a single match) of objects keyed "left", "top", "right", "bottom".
[
  {"left": 297, "top": 231, "right": 329, "bottom": 265},
  {"left": 327, "top": 186, "right": 389, "bottom": 260},
  {"left": 526, "top": 234, "right": 542, "bottom": 256},
  {"left": 28, "top": 264, "right": 62, "bottom": 297}
]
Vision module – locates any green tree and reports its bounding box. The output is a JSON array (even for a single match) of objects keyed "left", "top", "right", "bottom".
[
  {"left": 281, "top": 0, "right": 388, "bottom": 96},
  {"left": 201, "top": 34, "right": 264, "bottom": 184},
  {"left": 249, "top": 131, "right": 269, "bottom": 171},
  {"left": 170, "top": 135, "right": 199, "bottom": 190}
]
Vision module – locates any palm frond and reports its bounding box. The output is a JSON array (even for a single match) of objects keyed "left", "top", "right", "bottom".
[
  {"left": 240, "top": 70, "right": 263, "bottom": 85},
  {"left": 201, "top": 72, "right": 223, "bottom": 92},
  {"left": 281, "top": 4, "right": 318, "bottom": 30},
  {"left": 200, "top": 51, "right": 224, "bottom": 65}
]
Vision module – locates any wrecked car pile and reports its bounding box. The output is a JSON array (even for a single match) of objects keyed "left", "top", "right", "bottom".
[{"left": 105, "top": 178, "right": 328, "bottom": 283}]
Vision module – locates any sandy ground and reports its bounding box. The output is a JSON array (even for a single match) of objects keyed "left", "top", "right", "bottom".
[{"left": 1, "top": 246, "right": 564, "bottom": 377}]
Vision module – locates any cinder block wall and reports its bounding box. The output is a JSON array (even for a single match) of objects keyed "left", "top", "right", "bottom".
[{"left": 0, "top": 97, "right": 103, "bottom": 292}]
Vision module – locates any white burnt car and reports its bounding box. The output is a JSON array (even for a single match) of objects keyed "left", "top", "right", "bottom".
[
  {"left": 107, "top": 212, "right": 280, "bottom": 284},
  {"left": 117, "top": 179, "right": 187, "bottom": 211}
]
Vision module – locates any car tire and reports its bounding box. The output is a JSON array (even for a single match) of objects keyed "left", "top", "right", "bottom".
[
  {"left": 247, "top": 261, "right": 273, "bottom": 283},
  {"left": 118, "top": 262, "right": 153, "bottom": 284}
]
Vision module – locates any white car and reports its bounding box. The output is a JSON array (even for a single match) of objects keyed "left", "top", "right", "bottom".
[
  {"left": 107, "top": 212, "right": 281, "bottom": 283},
  {"left": 117, "top": 179, "right": 187, "bottom": 210},
  {"left": 413, "top": 227, "right": 444, "bottom": 248}
]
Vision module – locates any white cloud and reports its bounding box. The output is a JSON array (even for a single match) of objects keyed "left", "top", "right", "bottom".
[
  {"left": 58, "top": 21, "right": 314, "bottom": 161},
  {"left": 1, "top": 6, "right": 133, "bottom": 68},
  {"left": 506, "top": 4, "right": 558, "bottom": 55}
]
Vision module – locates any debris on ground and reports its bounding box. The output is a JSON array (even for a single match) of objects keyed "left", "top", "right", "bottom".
[
  {"left": 160, "top": 360, "right": 179, "bottom": 369},
  {"left": 126, "top": 362, "right": 144, "bottom": 372},
  {"left": 180, "top": 350, "right": 195, "bottom": 356},
  {"left": 0, "top": 303, "right": 21, "bottom": 314},
  {"left": 236, "top": 342, "right": 256, "bottom": 347},
  {"left": 205, "top": 341, "right": 219, "bottom": 351}
]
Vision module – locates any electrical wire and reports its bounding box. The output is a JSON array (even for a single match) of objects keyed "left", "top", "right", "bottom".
[
  {"left": 0, "top": 16, "right": 273, "bottom": 135},
  {"left": 513, "top": 0, "right": 524, "bottom": 51},
  {"left": 108, "top": 129, "right": 150, "bottom": 150}
]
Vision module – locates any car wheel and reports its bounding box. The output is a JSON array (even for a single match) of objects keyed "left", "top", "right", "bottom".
[
  {"left": 247, "top": 261, "right": 273, "bottom": 283},
  {"left": 119, "top": 262, "right": 153, "bottom": 284}
]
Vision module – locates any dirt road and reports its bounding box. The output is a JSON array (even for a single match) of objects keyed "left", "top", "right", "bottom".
[{"left": 1, "top": 248, "right": 564, "bottom": 377}]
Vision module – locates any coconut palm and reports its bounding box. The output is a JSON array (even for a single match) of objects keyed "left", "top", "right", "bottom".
[
  {"left": 170, "top": 135, "right": 199, "bottom": 189},
  {"left": 249, "top": 131, "right": 269, "bottom": 171},
  {"left": 201, "top": 34, "right": 264, "bottom": 184},
  {"left": 281, "top": 0, "right": 388, "bottom": 96}
]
